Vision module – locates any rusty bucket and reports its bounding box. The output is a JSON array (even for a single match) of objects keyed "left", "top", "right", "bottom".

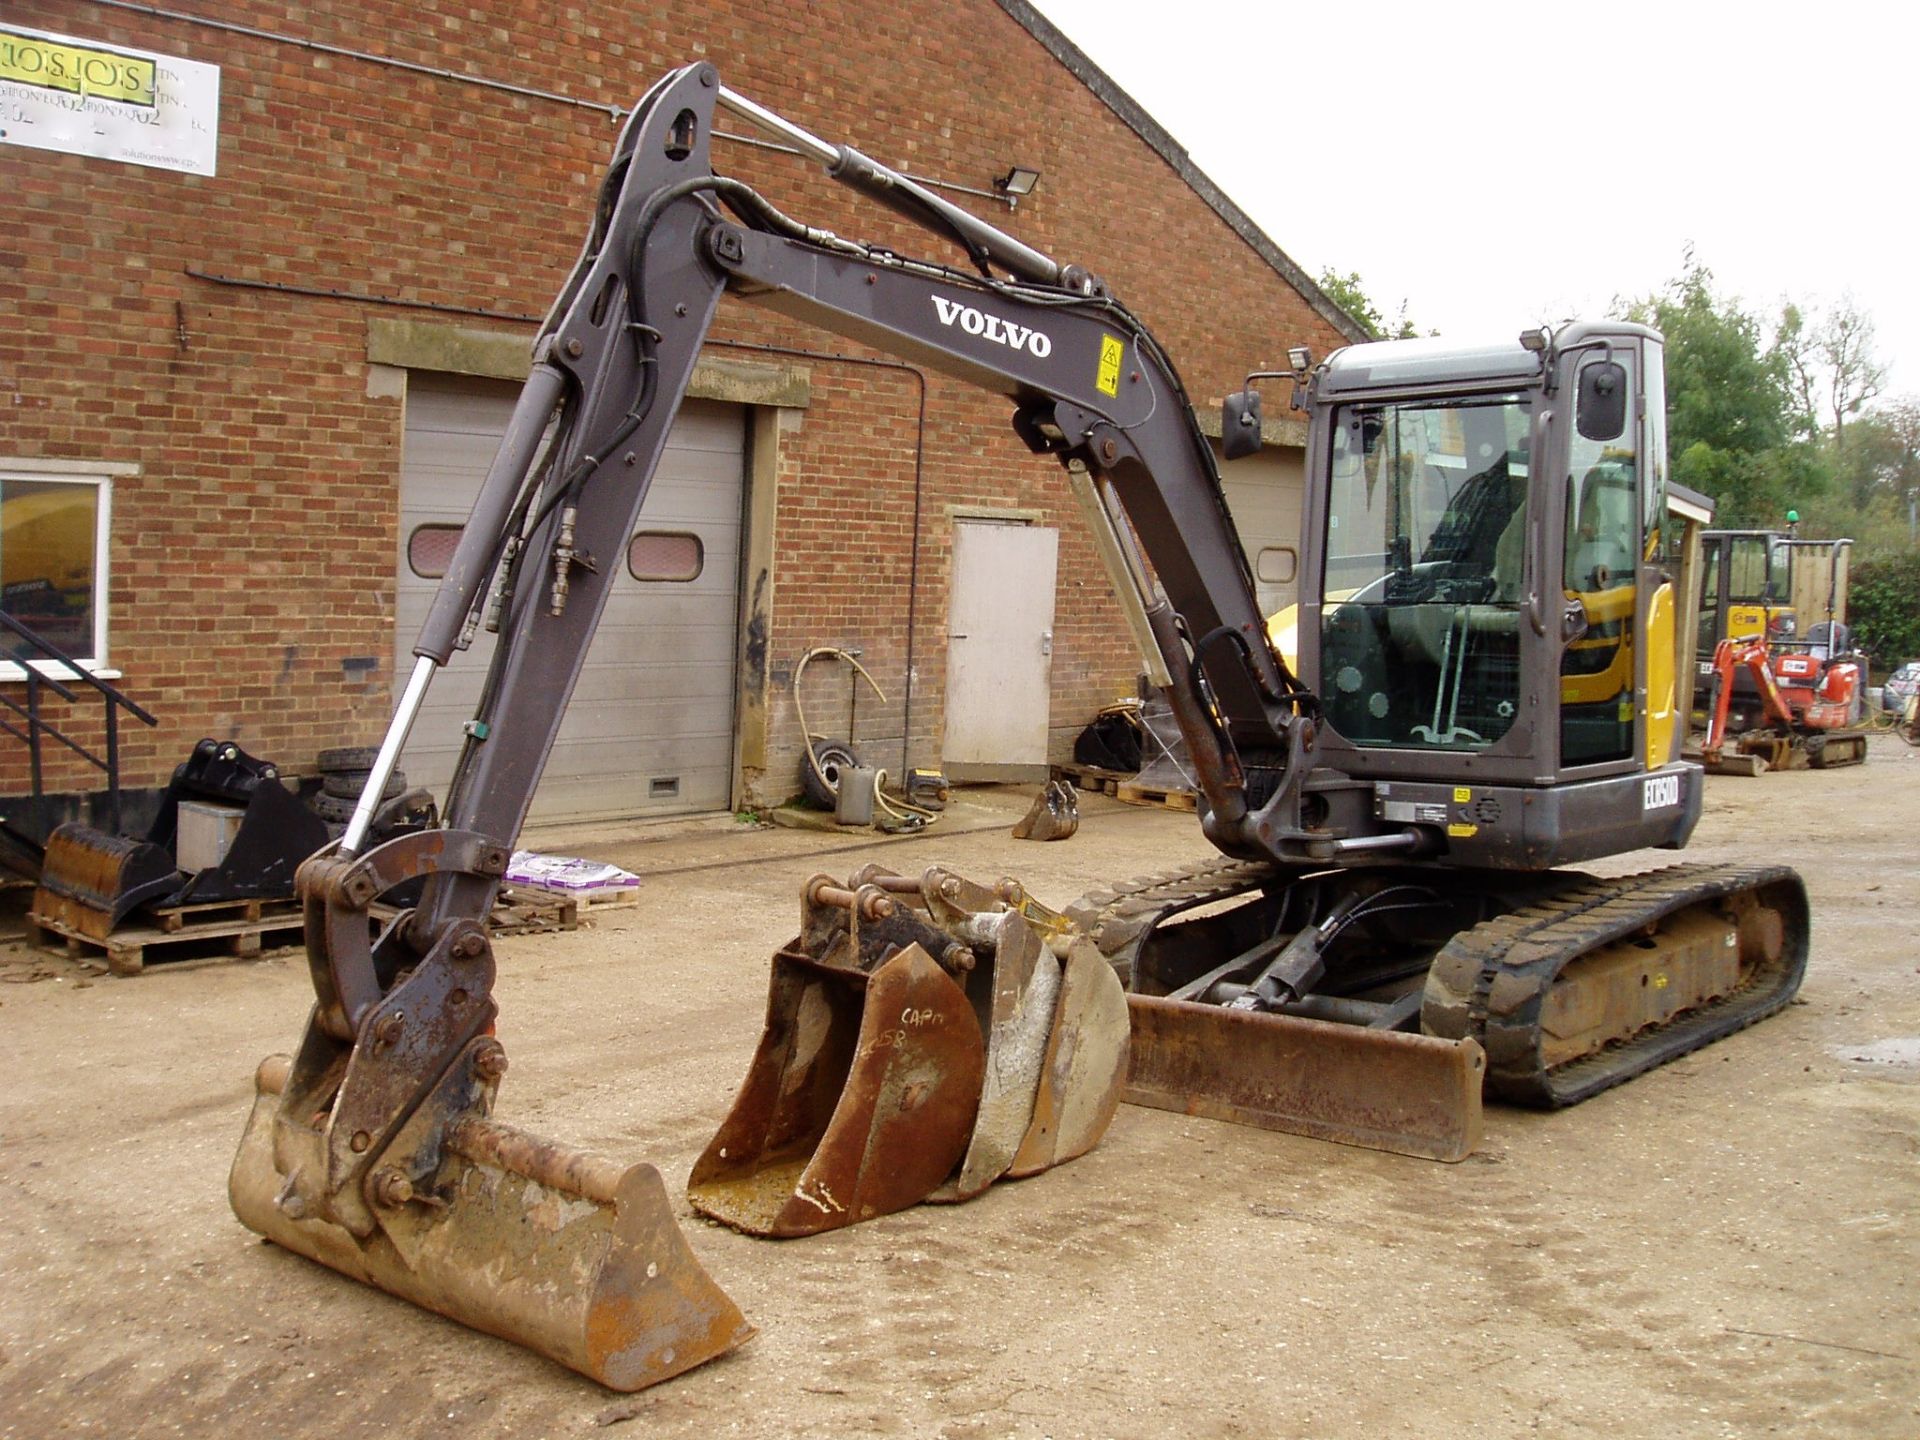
[
  {"left": 231, "top": 1053, "right": 753, "bottom": 1390},
  {"left": 32, "top": 823, "right": 179, "bottom": 940},
  {"left": 688, "top": 869, "right": 1129, "bottom": 1236},
  {"left": 687, "top": 942, "right": 985, "bottom": 1235}
]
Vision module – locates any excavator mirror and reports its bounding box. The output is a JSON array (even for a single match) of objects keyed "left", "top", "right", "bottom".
[
  {"left": 1222, "top": 389, "right": 1264, "bottom": 460},
  {"left": 1576, "top": 360, "right": 1629, "bottom": 442}
]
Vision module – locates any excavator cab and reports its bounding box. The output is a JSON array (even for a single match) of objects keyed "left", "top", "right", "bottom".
[
  {"left": 1108, "top": 326, "right": 1801, "bottom": 1150},
  {"left": 1298, "top": 324, "right": 1685, "bottom": 826}
]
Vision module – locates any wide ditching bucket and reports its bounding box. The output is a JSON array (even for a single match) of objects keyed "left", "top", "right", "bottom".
[
  {"left": 228, "top": 830, "right": 752, "bottom": 1392},
  {"left": 34, "top": 823, "right": 178, "bottom": 939},
  {"left": 231, "top": 1055, "right": 750, "bottom": 1390},
  {"left": 688, "top": 867, "right": 1128, "bottom": 1237}
]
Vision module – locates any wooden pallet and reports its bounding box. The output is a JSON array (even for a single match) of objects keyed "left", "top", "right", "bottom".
[
  {"left": 1114, "top": 780, "right": 1198, "bottom": 813},
  {"left": 366, "top": 884, "right": 638, "bottom": 939},
  {"left": 28, "top": 897, "right": 305, "bottom": 976},
  {"left": 1053, "top": 761, "right": 1128, "bottom": 796},
  {"left": 493, "top": 884, "right": 641, "bottom": 930}
]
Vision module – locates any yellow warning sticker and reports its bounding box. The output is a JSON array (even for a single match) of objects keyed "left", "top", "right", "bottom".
[
  {"left": 1096, "top": 334, "right": 1124, "bottom": 397},
  {"left": 1452, "top": 787, "right": 1471, "bottom": 804},
  {"left": 1447, "top": 822, "right": 1478, "bottom": 838}
]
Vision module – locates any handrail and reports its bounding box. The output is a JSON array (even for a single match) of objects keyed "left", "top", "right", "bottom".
[
  {"left": 0, "top": 614, "right": 159, "bottom": 722},
  {"left": 0, "top": 612, "right": 160, "bottom": 842}
]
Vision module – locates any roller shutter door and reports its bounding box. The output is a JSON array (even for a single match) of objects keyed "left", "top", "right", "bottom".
[{"left": 396, "top": 374, "right": 745, "bottom": 823}]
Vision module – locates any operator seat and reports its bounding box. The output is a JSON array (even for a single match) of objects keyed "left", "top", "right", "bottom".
[
  {"left": 1567, "top": 464, "right": 1635, "bottom": 592},
  {"left": 1804, "top": 620, "right": 1849, "bottom": 662}
]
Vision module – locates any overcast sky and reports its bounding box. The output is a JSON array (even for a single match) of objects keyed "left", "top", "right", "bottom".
[{"left": 1028, "top": 0, "right": 1915, "bottom": 399}]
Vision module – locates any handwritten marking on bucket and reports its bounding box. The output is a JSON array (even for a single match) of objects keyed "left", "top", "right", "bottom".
[{"left": 687, "top": 866, "right": 1129, "bottom": 1237}]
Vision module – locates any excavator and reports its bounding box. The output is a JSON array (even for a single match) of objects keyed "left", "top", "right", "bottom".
[
  {"left": 227, "top": 63, "right": 1810, "bottom": 1393},
  {"left": 1688, "top": 529, "right": 1868, "bottom": 773}
]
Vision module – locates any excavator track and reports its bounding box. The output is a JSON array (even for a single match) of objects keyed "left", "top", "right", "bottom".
[
  {"left": 1805, "top": 730, "right": 1868, "bottom": 768},
  {"left": 1065, "top": 856, "right": 1281, "bottom": 987},
  {"left": 1420, "top": 863, "right": 1809, "bottom": 1107},
  {"left": 1070, "top": 859, "right": 1810, "bottom": 1113}
]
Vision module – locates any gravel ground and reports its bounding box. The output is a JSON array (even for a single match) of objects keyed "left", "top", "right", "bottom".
[{"left": 2, "top": 740, "right": 1915, "bottom": 1439}]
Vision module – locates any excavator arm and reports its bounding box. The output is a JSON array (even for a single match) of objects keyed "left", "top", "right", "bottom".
[
  {"left": 234, "top": 61, "right": 1317, "bottom": 1393},
  {"left": 342, "top": 61, "right": 1315, "bottom": 923}
]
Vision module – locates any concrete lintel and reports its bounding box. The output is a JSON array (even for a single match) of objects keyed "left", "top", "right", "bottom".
[
  {"left": 364, "top": 318, "right": 811, "bottom": 407},
  {"left": 2, "top": 457, "right": 142, "bottom": 478},
  {"left": 945, "top": 504, "right": 1045, "bottom": 525}
]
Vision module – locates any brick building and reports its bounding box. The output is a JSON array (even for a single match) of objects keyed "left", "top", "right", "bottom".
[{"left": 1, "top": 0, "right": 1359, "bottom": 829}]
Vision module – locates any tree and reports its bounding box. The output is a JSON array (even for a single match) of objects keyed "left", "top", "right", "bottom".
[
  {"left": 1618, "top": 253, "right": 1823, "bottom": 526},
  {"left": 1848, "top": 552, "right": 1920, "bottom": 667},
  {"left": 1815, "top": 297, "right": 1887, "bottom": 453},
  {"left": 1771, "top": 302, "right": 1820, "bottom": 440},
  {"left": 1316, "top": 268, "right": 1419, "bottom": 341},
  {"left": 1827, "top": 400, "right": 1920, "bottom": 510}
]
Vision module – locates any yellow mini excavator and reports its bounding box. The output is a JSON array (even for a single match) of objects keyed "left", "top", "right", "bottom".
[{"left": 229, "top": 64, "right": 1809, "bottom": 1392}]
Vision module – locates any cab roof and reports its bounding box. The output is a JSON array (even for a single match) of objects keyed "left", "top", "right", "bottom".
[{"left": 1316, "top": 320, "right": 1663, "bottom": 400}]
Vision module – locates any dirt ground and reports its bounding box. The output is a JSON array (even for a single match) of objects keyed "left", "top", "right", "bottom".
[{"left": 2, "top": 740, "right": 1916, "bottom": 1440}]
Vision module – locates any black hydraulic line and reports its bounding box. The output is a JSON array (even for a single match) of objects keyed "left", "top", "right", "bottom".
[{"left": 703, "top": 338, "right": 929, "bottom": 782}]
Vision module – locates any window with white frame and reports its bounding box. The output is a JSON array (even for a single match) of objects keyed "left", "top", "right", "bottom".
[{"left": 1, "top": 464, "right": 119, "bottom": 678}]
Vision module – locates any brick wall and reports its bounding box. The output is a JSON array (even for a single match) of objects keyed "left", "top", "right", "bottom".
[{"left": 1, "top": 0, "right": 1350, "bottom": 808}]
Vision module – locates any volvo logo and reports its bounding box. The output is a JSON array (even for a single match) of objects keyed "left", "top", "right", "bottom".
[{"left": 931, "top": 296, "right": 1053, "bottom": 357}]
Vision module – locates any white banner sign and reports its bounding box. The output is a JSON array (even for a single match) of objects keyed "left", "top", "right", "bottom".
[{"left": 0, "top": 23, "right": 219, "bottom": 176}]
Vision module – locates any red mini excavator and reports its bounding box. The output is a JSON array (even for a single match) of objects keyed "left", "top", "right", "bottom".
[{"left": 1699, "top": 627, "right": 1868, "bottom": 774}]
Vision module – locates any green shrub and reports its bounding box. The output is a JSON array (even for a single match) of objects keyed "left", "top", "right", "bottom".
[{"left": 1849, "top": 552, "right": 1920, "bottom": 669}]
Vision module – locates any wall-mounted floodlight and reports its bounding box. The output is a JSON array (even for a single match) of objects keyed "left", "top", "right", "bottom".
[{"left": 994, "top": 166, "right": 1041, "bottom": 201}]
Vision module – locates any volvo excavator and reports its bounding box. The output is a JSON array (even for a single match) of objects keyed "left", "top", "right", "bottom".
[{"left": 228, "top": 63, "right": 1810, "bottom": 1393}]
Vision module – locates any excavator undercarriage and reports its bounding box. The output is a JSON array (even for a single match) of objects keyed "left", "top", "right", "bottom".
[{"left": 1073, "top": 857, "right": 1808, "bottom": 1156}]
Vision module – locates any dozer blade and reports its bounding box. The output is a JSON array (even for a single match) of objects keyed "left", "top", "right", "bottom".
[
  {"left": 1124, "top": 994, "right": 1485, "bottom": 1163},
  {"left": 1700, "top": 750, "right": 1768, "bottom": 776},
  {"left": 688, "top": 943, "right": 986, "bottom": 1236},
  {"left": 232, "top": 1055, "right": 753, "bottom": 1390},
  {"left": 32, "top": 822, "right": 179, "bottom": 940}
]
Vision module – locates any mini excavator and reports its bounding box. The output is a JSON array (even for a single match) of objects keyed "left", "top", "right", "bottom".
[{"left": 230, "top": 64, "right": 1810, "bottom": 1392}]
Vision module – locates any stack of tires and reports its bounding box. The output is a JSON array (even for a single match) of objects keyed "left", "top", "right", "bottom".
[{"left": 308, "top": 747, "right": 437, "bottom": 842}]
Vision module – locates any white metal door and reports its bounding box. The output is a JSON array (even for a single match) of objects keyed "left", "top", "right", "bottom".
[
  {"left": 396, "top": 375, "right": 746, "bottom": 823},
  {"left": 942, "top": 521, "right": 1057, "bottom": 779}
]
